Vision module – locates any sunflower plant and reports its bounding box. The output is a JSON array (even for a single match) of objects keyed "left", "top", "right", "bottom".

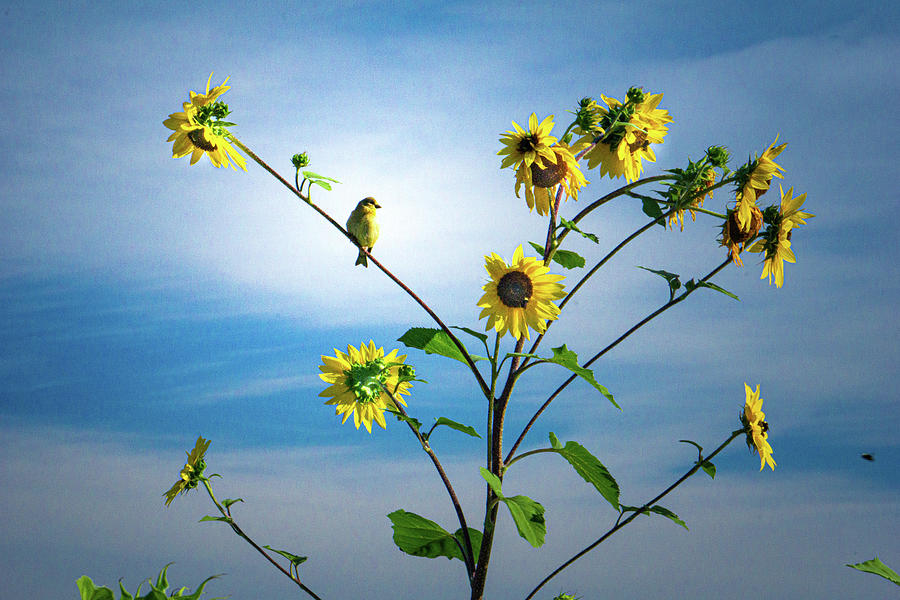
[{"left": 147, "top": 75, "right": 817, "bottom": 600}]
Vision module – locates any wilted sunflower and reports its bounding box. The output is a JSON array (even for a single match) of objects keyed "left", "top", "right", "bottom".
[
  {"left": 747, "top": 185, "right": 813, "bottom": 288},
  {"left": 517, "top": 142, "right": 588, "bottom": 216},
  {"left": 734, "top": 136, "right": 787, "bottom": 231},
  {"left": 318, "top": 341, "right": 411, "bottom": 433},
  {"left": 163, "top": 73, "right": 247, "bottom": 171},
  {"left": 477, "top": 245, "right": 566, "bottom": 340},
  {"left": 740, "top": 383, "right": 775, "bottom": 471},
  {"left": 163, "top": 436, "right": 211, "bottom": 506},
  {"left": 579, "top": 92, "right": 672, "bottom": 182}
]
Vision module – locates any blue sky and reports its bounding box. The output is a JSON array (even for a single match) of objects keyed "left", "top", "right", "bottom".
[{"left": 1, "top": 1, "right": 899, "bottom": 598}]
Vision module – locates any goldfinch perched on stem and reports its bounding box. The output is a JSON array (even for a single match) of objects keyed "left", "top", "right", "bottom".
[{"left": 346, "top": 197, "right": 381, "bottom": 267}]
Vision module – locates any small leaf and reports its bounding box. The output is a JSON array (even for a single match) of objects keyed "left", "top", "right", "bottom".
[
  {"left": 547, "top": 345, "right": 619, "bottom": 409},
  {"left": 847, "top": 556, "right": 900, "bottom": 586},
  {"left": 398, "top": 328, "right": 485, "bottom": 364},
  {"left": 479, "top": 467, "right": 504, "bottom": 497},
  {"left": 550, "top": 435, "right": 619, "bottom": 510},
  {"left": 451, "top": 325, "right": 488, "bottom": 344},
  {"left": 301, "top": 171, "right": 341, "bottom": 183},
  {"left": 550, "top": 249, "right": 586, "bottom": 270},
  {"left": 263, "top": 545, "right": 308, "bottom": 566},
  {"left": 641, "top": 197, "right": 664, "bottom": 224},
  {"left": 548, "top": 432, "right": 562, "bottom": 450},
  {"left": 387, "top": 510, "right": 472, "bottom": 562},
  {"left": 621, "top": 504, "right": 688, "bottom": 529},
  {"left": 678, "top": 439, "right": 704, "bottom": 453},
  {"left": 684, "top": 279, "right": 739, "bottom": 301},
  {"left": 502, "top": 495, "right": 546, "bottom": 547},
  {"left": 700, "top": 460, "right": 716, "bottom": 479},
  {"left": 387, "top": 408, "right": 422, "bottom": 432},
  {"left": 638, "top": 265, "right": 681, "bottom": 299},
  {"left": 311, "top": 180, "right": 332, "bottom": 191},
  {"left": 433, "top": 417, "right": 480, "bottom": 438},
  {"left": 199, "top": 515, "right": 231, "bottom": 523},
  {"left": 222, "top": 498, "right": 243, "bottom": 509},
  {"left": 76, "top": 576, "right": 114, "bottom": 600},
  {"left": 559, "top": 217, "right": 599, "bottom": 243}
]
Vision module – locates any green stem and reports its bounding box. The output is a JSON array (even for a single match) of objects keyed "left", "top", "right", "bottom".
[{"left": 523, "top": 428, "right": 745, "bottom": 600}]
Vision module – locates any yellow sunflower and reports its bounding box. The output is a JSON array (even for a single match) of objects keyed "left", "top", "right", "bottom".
[
  {"left": 741, "top": 383, "right": 775, "bottom": 471},
  {"left": 720, "top": 205, "right": 763, "bottom": 266},
  {"left": 516, "top": 142, "right": 589, "bottom": 216},
  {"left": 163, "top": 73, "right": 247, "bottom": 171},
  {"left": 318, "top": 341, "right": 411, "bottom": 433},
  {"left": 669, "top": 166, "right": 717, "bottom": 231},
  {"left": 163, "top": 436, "right": 211, "bottom": 506},
  {"left": 735, "top": 136, "right": 787, "bottom": 231},
  {"left": 579, "top": 92, "right": 672, "bottom": 182},
  {"left": 477, "top": 245, "right": 566, "bottom": 340},
  {"left": 747, "top": 185, "right": 813, "bottom": 288}
]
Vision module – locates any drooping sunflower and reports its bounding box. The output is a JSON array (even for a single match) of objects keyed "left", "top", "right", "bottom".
[
  {"left": 163, "top": 436, "right": 211, "bottom": 506},
  {"left": 747, "top": 185, "right": 813, "bottom": 288},
  {"left": 668, "top": 164, "right": 717, "bottom": 231},
  {"left": 740, "top": 383, "right": 775, "bottom": 471},
  {"left": 163, "top": 73, "right": 247, "bottom": 171},
  {"left": 318, "top": 341, "right": 411, "bottom": 433},
  {"left": 516, "top": 142, "right": 589, "bottom": 216},
  {"left": 720, "top": 204, "right": 763, "bottom": 266},
  {"left": 734, "top": 136, "right": 787, "bottom": 231},
  {"left": 477, "top": 245, "right": 566, "bottom": 340},
  {"left": 579, "top": 92, "right": 672, "bottom": 182}
]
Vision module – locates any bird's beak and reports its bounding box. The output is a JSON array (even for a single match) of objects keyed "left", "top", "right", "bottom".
[{"left": 374, "top": 202, "right": 382, "bottom": 208}]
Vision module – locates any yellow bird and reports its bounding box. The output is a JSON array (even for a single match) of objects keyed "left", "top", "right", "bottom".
[{"left": 346, "top": 197, "right": 381, "bottom": 267}]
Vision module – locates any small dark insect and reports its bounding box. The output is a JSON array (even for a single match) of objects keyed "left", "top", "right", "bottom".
[{"left": 860, "top": 453, "right": 875, "bottom": 462}]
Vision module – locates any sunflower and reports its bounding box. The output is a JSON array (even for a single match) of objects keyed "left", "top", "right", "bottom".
[
  {"left": 477, "top": 245, "right": 566, "bottom": 340},
  {"left": 747, "top": 185, "right": 813, "bottom": 288},
  {"left": 579, "top": 92, "right": 672, "bottom": 182},
  {"left": 163, "top": 73, "right": 247, "bottom": 171},
  {"left": 734, "top": 136, "right": 787, "bottom": 231},
  {"left": 163, "top": 436, "right": 211, "bottom": 506},
  {"left": 720, "top": 205, "right": 763, "bottom": 266},
  {"left": 318, "top": 341, "right": 411, "bottom": 433},
  {"left": 669, "top": 165, "right": 717, "bottom": 231},
  {"left": 515, "top": 142, "right": 588, "bottom": 216},
  {"left": 740, "top": 383, "right": 775, "bottom": 471}
]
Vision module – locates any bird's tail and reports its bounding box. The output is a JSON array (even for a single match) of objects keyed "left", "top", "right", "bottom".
[{"left": 355, "top": 248, "right": 368, "bottom": 267}]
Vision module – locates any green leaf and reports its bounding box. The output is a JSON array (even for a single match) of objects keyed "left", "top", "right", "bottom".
[
  {"left": 199, "top": 515, "right": 231, "bottom": 523},
  {"left": 451, "top": 325, "right": 488, "bottom": 344},
  {"left": 263, "top": 545, "right": 308, "bottom": 566},
  {"left": 454, "top": 527, "right": 483, "bottom": 563},
  {"left": 550, "top": 249, "right": 586, "bottom": 270},
  {"left": 398, "top": 327, "right": 485, "bottom": 364},
  {"left": 310, "top": 180, "right": 332, "bottom": 191},
  {"left": 638, "top": 265, "right": 681, "bottom": 300},
  {"left": 301, "top": 171, "right": 341, "bottom": 183},
  {"left": 641, "top": 197, "right": 664, "bottom": 224},
  {"left": 559, "top": 217, "right": 599, "bottom": 243},
  {"left": 76, "top": 576, "right": 115, "bottom": 600},
  {"left": 621, "top": 504, "right": 688, "bottom": 530},
  {"left": 387, "top": 510, "right": 475, "bottom": 562},
  {"left": 479, "top": 467, "right": 504, "bottom": 497},
  {"left": 222, "top": 498, "right": 243, "bottom": 509},
  {"left": 847, "top": 556, "right": 900, "bottom": 586},
  {"left": 549, "top": 434, "right": 619, "bottom": 510},
  {"left": 548, "top": 432, "right": 562, "bottom": 450},
  {"left": 700, "top": 460, "right": 716, "bottom": 479},
  {"left": 387, "top": 408, "right": 422, "bottom": 432},
  {"left": 502, "top": 495, "right": 546, "bottom": 547},
  {"left": 432, "top": 417, "right": 480, "bottom": 438},
  {"left": 546, "top": 345, "right": 619, "bottom": 409},
  {"left": 528, "top": 241, "right": 549, "bottom": 258},
  {"left": 684, "top": 279, "right": 739, "bottom": 301}
]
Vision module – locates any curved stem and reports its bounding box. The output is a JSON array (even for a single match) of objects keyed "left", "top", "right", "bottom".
[
  {"left": 506, "top": 257, "right": 731, "bottom": 464},
  {"left": 228, "top": 136, "right": 491, "bottom": 399},
  {"left": 523, "top": 428, "right": 745, "bottom": 600}
]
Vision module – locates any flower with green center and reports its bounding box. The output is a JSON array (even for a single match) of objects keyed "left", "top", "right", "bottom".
[
  {"left": 734, "top": 136, "right": 787, "bottom": 231},
  {"left": 163, "top": 436, "right": 211, "bottom": 506},
  {"left": 477, "top": 245, "right": 566, "bottom": 340},
  {"left": 740, "top": 383, "right": 775, "bottom": 471},
  {"left": 318, "top": 341, "right": 411, "bottom": 433},
  {"left": 746, "top": 185, "right": 813, "bottom": 287},
  {"left": 578, "top": 91, "right": 672, "bottom": 182},
  {"left": 163, "top": 73, "right": 247, "bottom": 171}
]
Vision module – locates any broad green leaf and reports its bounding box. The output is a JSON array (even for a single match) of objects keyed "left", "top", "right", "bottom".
[
  {"left": 263, "top": 545, "right": 308, "bottom": 566},
  {"left": 301, "top": 171, "right": 341, "bottom": 183},
  {"left": 454, "top": 527, "right": 483, "bottom": 563},
  {"left": 222, "top": 498, "right": 243, "bottom": 509},
  {"left": 398, "top": 328, "right": 485, "bottom": 364},
  {"left": 641, "top": 197, "right": 665, "bottom": 225},
  {"left": 433, "top": 417, "right": 480, "bottom": 438},
  {"left": 559, "top": 217, "right": 599, "bottom": 243},
  {"left": 550, "top": 249, "right": 586, "bottom": 270},
  {"left": 199, "top": 515, "right": 231, "bottom": 523},
  {"left": 310, "top": 180, "right": 332, "bottom": 191},
  {"left": 621, "top": 504, "right": 687, "bottom": 530},
  {"left": 77, "top": 576, "right": 114, "bottom": 600},
  {"left": 547, "top": 345, "right": 619, "bottom": 409},
  {"left": 387, "top": 510, "right": 473, "bottom": 562},
  {"left": 847, "top": 557, "right": 900, "bottom": 586},
  {"left": 684, "top": 279, "right": 739, "bottom": 301},
  {"left": 479, "top": 467, "right": 503, "bottom": 497},
  {"left": 700, "top": 460, "right": 716, "bottom": 479},
  {"left": 550, "top": 434, "right": 619, "bottom": 510},
  {"left": 502, "top": 495, "right": 546, "bottom": 547},
  {"left": 451, "top": 325, "right": 489, "bottom": 344}
]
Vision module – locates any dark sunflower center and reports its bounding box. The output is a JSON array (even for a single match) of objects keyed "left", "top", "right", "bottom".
[
  {"left": 517, "top": 134, "right": 538, "bottom": 154},
  {"left": 497, "top": 271, "right": 533, "bottom": 308},
  {"left": 759, "top": 420, "right": 769, "bottom": 434},
  {"left": 530, "top": 156, "right": 567, "bottom": 188},
  {"left": 187, "top": 128, "right": 217, "bottom": 151}
]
